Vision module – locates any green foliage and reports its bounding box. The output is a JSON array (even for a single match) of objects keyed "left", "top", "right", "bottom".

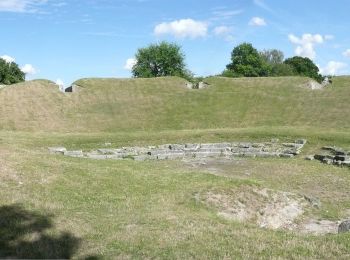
[
  {"left": 0, "top": 58, "right": 25, "bottom": 85},
  {"left": 226, "top": 43, "right": 270, "bottom": 77},
  {"left": 271, "top": 63, "right": 296, "bottom": 77},
  {"left": 284, "top": 56, "right": 323, "bottom": 82},
  {"left": 260, "top": 49, "right": 284, "bottom": 65},
  {"left": 132, "top": 41, "right": 192, "bottom": 80}
]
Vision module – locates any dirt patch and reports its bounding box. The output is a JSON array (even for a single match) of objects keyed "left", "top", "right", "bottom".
[
  {"left": 202, "top": 186, "right": 343, "bottom": 234},
  {"left": 204, "top": 187, "right": 306, "bottom": 230}
]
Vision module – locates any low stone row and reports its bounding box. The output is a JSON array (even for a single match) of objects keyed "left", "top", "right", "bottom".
[
  {"left": 306, "top": 146, "right": 350, "bottom": 167},
  {"left": 48, "top": 139, "right": 307, "bottom": 161}
]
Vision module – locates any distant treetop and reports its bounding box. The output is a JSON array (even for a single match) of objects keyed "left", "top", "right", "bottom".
[{"left": 0, "top": 58, "right": 25, "bottom": 85}]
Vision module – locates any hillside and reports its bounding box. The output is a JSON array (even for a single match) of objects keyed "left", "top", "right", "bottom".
[{"left": 0, "top": 76, "right": 349, "bottom": 132}]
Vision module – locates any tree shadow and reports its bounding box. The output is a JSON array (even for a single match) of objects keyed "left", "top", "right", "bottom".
[{"left": 0, "top": 204, "right": 81, "bottom": 259}]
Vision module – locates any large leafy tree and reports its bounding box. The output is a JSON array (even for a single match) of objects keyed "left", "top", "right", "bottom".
[
  {"left": 132, "top": 41, "right": 191, "bottom": 79},
  {"left": 0, "top": 58, "right": 25, "bottom": 85},
  {"left": 284, "top": 56, "right": 323, "bottom": 82},
  {"left": 226, "top": 43, "right": 270, "bottom": 77}
]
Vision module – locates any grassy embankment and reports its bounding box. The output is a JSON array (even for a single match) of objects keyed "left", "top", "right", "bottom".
[{"left": 0, "top": 76, "right": 350, "bottom": 258}]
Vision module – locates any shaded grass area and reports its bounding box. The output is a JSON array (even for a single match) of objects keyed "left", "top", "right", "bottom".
[
  {"left": 1, "top": 129, "right": 350, "bottom": 258},
  {"left": 0, "top": 204, "right": 81, "bottom": 259}
]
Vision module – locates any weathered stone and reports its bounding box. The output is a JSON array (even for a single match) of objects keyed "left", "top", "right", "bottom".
[
  {"left": 305, "top": 155, "right": 314, "bottom": 161},
  {"left": 169, "top": 144, "right": 185, "bottom": 150},
  {"left": 201, "top": 143, "right": 231, "bottom": 149},
  {"left": 279, "top": 153, "right": 294, "bottom": 158},
  {"left": 157, "top": 153, "right": 185, "bottom": 160},
  {"left": 256, "top": 152, "right": 277, "bottom": 158},
  {"left": 314, "top": 154, "right": 326, "bottom": 161},
  {"left": 48, "top": 147, "right": 67, "bottom": 154},
  {"left": 295, "top": 139, "right": 307, "bottom": 145},
  {"left": 338, "top": 220, "right": 350, "bottom": 233},
  {"left": 271, "top": 138, "right": 279, "bottom": 143},
  {"left": 134, "top": 155, "right": 154, "bottom": 161},
  {"left": 303, "top": 195, "right": 321, "bottom": 208},
  {"left": 87, "top": 154, "right": 108, "bottom": 160},
  {"left": 198, "top": 82, "right": 209, "bottom": 89},
  {"left": 238, "top": 143, "right": 252, "bottom": 148},
  {"left": 334, "top": 155, "right": 349, "bottom": 162},
  {"left": 64, "top": 150, "right": 84, "bottom": 158}
]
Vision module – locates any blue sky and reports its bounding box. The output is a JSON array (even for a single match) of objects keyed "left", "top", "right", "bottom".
[{"left": 1, "top": 0, "right": 349, "bottom": 86}]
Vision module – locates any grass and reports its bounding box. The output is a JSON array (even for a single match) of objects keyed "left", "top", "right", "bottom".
[
  {"left": 1, "top": 76, "right": 350, "bottom": 258},
  {"left": 0, "top": 76, "right": 350, "bottom": 132}
]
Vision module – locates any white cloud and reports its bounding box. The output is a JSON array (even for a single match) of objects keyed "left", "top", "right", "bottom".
[
  {"left": 1, "top": 55, "right": 15, "bottom": 63},
  {"left": 124, "top": 58, "right": 137, "bottom": 70},
  {"left": 288, "top": 33, "right": 327, "bottom": 59},
  {"left": 249, "top": 17, "right": 266, "bottom": 26},
  {"left": 343, "top": 49, "right": 350, "bottom": 58},
  {"left": 0, "top": 0, "right": 47, "bottom": 13},
  {"left": 213, "top": 26, "right": 234, "bottom": 42},
  {"left": 319, "top": 61, "right": 347, "bottom": 75},
  {"left": 154, "top": 19, "right": 207, "bottom": 39},
  {"left": 211, "top": 9, "right": 243, "bottom": 21},
  {"left": 21, "top": 64, "right": 36, "bottom": 74},
  {"left": 213, "top": 26, "right": 231, "bottom": 35}
]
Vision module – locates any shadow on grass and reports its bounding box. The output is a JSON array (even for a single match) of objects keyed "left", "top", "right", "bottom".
[{"left": 0, "top": 204, "right": 81, "bottom": 259}]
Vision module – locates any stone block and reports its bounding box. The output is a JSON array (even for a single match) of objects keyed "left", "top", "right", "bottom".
[
  {"left": 64, "top": 150, "right": 84, "bottom": 158},
  {"left": 200, "top": 143, "right": 231, "bottom": 149},
  {"left": 169, "top": 144, "right": 185, "bottom": 150},
  {"left": 280, "top": 153, "right": 294, "bottom": 158},
  {"left": 157, "top": 153, "right": 185, "bottom": 160},
  {"left": 87, "top": 154, "right": 107, "bottom": 160},
  {"left": 338, "top": 220, "right": 350, "bottom": 233},
  {"left": 48, "top": 147, "right": 67, "bottom": 154},
  {"left": 295, "top": 139, "right": 307, "bottom": 145},
  {"left": 238, "top": 143, "right": 252, "bottom": 148}
]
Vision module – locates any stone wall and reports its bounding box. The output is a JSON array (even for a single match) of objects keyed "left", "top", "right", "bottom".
[{"left": 49, "top": 139, "right": 307, "bottom": 161}]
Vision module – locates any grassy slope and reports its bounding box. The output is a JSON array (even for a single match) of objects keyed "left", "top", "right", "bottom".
[
  {"left": 1, "top": 76, "right": 350, "bottom": 258},
  {"left": 0, "top": 76, "right": 349, "bottom": 132}
]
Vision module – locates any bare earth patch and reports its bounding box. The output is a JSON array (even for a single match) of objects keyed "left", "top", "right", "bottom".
[{"left": 203, "top": 186, "right": 340, "bottom": 235}]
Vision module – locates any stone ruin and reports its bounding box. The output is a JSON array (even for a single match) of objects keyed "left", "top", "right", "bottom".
[
  {"left": 49, "top": 139, "right": 307, "bottom": 161},
  {"left": 185, "top": 81, "right": 209, "bottom": 89},
  {"left": 306, "top": 146, "right": 350, "bottom": 167}
]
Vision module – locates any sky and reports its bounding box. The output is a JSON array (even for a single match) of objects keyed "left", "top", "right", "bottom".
[{"left": 1, "top": 0, "right": 350, "bottom": 86}]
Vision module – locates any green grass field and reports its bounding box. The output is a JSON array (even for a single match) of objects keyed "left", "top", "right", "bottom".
[{"left": 0, "top": 76, "right": 350, "bottom": 259}]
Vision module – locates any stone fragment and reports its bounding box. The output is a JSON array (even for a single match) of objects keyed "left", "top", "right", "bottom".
[
  {"left": 338, "top": 220, "right": 350, "bottom": 233},
  {"left": 295, "top": 139, "right": 307, "bottom": 145},
  {"left": 64, "top": 150, "right": 84, "bottom": 158},
  {"left": 305, "top": 155, "right": 314, "bottom": 161},
  {"left": 48, "top": 147, "right": 67, "bottom": 154},
  {"left": 303, "top": 195, "right": 321, "bottom": 209}
]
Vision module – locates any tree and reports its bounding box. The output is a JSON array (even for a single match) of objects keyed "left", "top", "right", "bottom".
[
  {"left": 132, "top": 41, "right": 192, "bottom": 80},
  {"left": 271, "top": 63, "right": 296, "bottom": 76},
  {"left": 0, "top": 58, "right": 25, "bottom": 85},
  {"left": 260, "top": 49, "right": 284, "bottom": 65},
  {"left": 225, "top": 43, "right": 270, "bottom": 77},
  {"left": 284, "top": 56, "right": 323, "bottom": 82}
]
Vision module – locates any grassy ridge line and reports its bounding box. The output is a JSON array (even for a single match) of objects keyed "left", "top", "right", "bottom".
[{"left": 0, "top": 76, "right": 349, "bottom": 132}]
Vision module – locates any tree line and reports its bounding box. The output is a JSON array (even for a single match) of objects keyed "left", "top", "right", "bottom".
[
  {"left": 0, "top": 41, "right": 324, "bottom": 85},
  {"left": 131, "top": 41, "right": 324, "bottom": 83}
]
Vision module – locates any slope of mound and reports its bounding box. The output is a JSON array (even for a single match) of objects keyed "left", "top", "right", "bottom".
[{"left": 0, "top": 76, "right": 349, "bottom": 132}]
